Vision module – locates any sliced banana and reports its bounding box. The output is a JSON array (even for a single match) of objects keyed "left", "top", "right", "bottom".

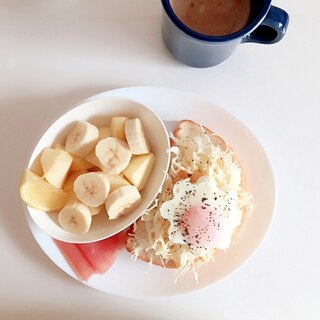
[
  {"left": 53, "top": 143, "right": 64, "bottom": 150},
  {"left": 73, "top": 172, "right": 110, "bottom": 207},
  {"left": 95, "top": 137, "right": 132, "bottom": 175},
  {"left": 84, "top": 126, "right": 111, "bottom": 168},
  {"left": 125, "top": 118, "right": 150, "bottom": 155},
  {"left": 65, "top": 121, "right": 99, "bottom": 157},
  {"left": 63, "top": 170, "right": 88, "bottom": 192},
  {"left": 98, "top": 126, "right": 111, "bottom": 140},
  {"left": 88, "top": 205, "right": 104, "bottom": 216},
  {"left": 58, "top": 201, "right": 92, "bottom": 234},
  {"left": 85, "top": 149, "right": 102, "bottom": 168},
  {"left": 105, "top": 185, "right": 141, "bottom": 220},
  {"left": 110, "top": 117, "right": 128, "bottom": 140}
]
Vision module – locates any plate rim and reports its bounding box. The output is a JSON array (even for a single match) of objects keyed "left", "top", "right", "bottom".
[{"left": 25, "top": 86, "right": 277, "bottom": 298}]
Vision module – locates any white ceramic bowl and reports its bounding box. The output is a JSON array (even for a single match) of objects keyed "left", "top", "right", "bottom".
[{"left": 25, "top": 97, "right": 171, "bottom": 243}]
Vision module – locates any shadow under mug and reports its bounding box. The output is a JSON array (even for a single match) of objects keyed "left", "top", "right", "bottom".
[{"left": 161, "top": 0, "right": 289, "bottom": 67}]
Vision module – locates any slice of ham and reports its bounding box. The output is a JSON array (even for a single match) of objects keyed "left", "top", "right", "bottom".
[
  {"left": 54, "top": 230, "right": 128, "bottom": 281},
  {"left": 173, "top": 119, "right": 227, "bottom": 151}
]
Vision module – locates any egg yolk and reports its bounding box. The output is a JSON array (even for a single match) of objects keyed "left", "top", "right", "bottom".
[{"left": 180, "top": 205, "right": 222, "bottom": 251}]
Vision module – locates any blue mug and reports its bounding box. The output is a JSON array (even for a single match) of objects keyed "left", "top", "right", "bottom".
[{"left": 161, "top": 0, "right": 289, "bottom": 67}]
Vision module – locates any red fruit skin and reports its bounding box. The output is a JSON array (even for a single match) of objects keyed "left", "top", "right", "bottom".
[
  {"left": 76, "top": 230, "right": 128, "bottom": 274},
  {"left": 54, "top": 229, "right": 129, "bottom": 280},
  {"left": 54, "top": 240, "right": 96, "bottom": 281}
]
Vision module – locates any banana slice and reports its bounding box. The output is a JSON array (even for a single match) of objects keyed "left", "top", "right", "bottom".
[
  {"left": 84, "top": 126, "right": 111, "bottom": 168},
  {"left": 105, "top": 185, "right": 141, "bottom": 220},
  {"left": 85, "top": 149, "right": 102, "bottom": 168},
  {"left": 95, "top": 137, "right": 132, "bottom": 175},
  {"left": 110, "top": 117, "right": 128, "bottom": 141},
  {"left": 53, "top": 143, "right": 64, "bottom": 150},
  {"left": 124, "top": 118, "right": 150, "bottom": 155},
  {"left": 98, "top": 126, "right": 111, "bottom": 140},
  {"left": 88, "top": 204, "right": 104, "bottom": 216},
  {"left": 73, "top": 172, "right": 110, "bottom": 207},
  {"left": 58, "top": 201, "right": 92, "bottom": 234},
  {"left": 65, "top": 121, "right": 99, "bottom": 157},
  {"left": 63, "top": 170, "right": 88, "bottom": 192}
]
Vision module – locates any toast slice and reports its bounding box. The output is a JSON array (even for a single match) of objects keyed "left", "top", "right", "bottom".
[{"left": 126, "top": 120, "right": 247, "bottom": 269}]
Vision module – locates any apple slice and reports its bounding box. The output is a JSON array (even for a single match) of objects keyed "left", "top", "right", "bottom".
[
  {"left": 70, "top": 155, "right": 94, "bottom": 171},
  {"left": 20, "top": 169, "right": 70, "bottom": 211},
  {"left": 40, "top": 148, "right": 73, "bottom": 189},
  {"left": 122, "top": 153, "right": 155, "bottom": 190},
  {"left": 53, "top": 143, "right": 94, "bottom": 171},
  {"left": 107, "top": 174, "right": 131, "bottom": 192},
  {"left": 63, "top": 170, "right": 88, "bottom": 192}
]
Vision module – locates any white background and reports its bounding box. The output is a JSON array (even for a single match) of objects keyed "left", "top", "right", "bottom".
[{"left": 0, "top": 0, "right": 319, "bottom": 319}]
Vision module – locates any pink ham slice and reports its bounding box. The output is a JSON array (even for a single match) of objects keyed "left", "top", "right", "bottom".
[
  {"left": 54, "top": 230, "right": 128, "bottom": 281},
  {"left": 54, "top": 240, "right": 95, "bottom": 281}
]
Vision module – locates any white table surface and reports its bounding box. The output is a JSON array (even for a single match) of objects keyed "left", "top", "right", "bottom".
[{"left": 0, "top": 1, "right": 319, "bottom": 319}]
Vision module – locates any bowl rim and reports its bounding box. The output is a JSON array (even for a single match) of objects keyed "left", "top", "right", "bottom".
[{"left": 24, "top": 96, "right": 171, "bottom": 243}]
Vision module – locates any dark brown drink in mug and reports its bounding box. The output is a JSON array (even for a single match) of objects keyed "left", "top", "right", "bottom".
[{"left": 170, "top": 0, "right": 251, "bottom": 36}]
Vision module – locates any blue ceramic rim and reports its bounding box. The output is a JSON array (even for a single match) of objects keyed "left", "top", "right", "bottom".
[{"left": 161, "top": 0, "right": 272, "bottom": 42}]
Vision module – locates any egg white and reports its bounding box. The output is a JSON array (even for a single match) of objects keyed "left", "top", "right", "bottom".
[{"left": 160, "top": 176, "right": 242, "bottom": 257}]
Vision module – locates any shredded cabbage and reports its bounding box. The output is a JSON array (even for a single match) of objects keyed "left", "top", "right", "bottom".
[{"left": 128, "top": 124, "right": 254, "bottom": 280}]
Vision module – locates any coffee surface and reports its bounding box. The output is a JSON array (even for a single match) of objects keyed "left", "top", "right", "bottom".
[{"left": 170, "top": 0, "right": 251, "bottom": 36}]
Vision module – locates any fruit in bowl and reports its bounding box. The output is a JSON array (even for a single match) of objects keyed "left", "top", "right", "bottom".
[{"left": 20, "top": 97, "right": 170, "bottom": 243}]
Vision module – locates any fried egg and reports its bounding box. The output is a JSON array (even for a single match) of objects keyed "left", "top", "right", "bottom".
[{"left": 160, "top": 176, "right": 242, "bottom": 257}]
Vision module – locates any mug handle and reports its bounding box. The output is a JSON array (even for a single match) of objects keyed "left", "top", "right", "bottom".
[{"left": 242, "top": 6, "right": 289, "bottom": 44}]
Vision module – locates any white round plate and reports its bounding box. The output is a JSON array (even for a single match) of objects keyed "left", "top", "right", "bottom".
[{"left": 26, "top": 87, "right": 276, "bottom": 298}]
